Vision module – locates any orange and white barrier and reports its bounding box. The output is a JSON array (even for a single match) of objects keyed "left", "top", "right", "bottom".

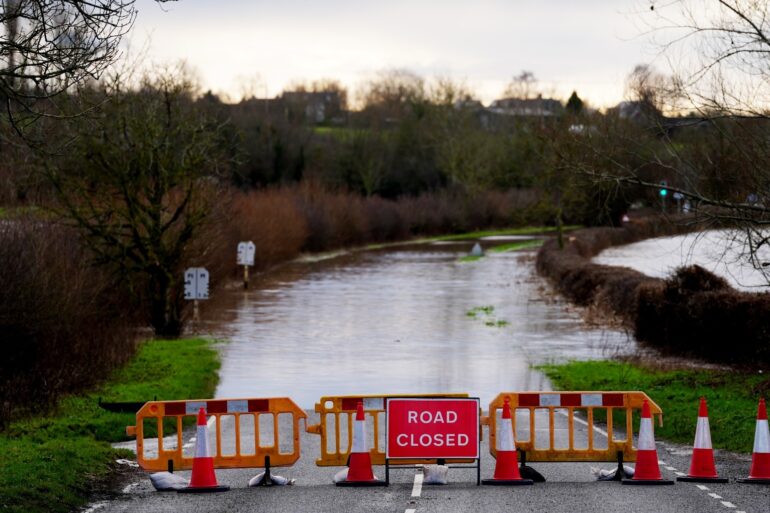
[
  {"left": 678, "top": 398, "right": 727, "bottom": 483},
  {"left": 738, "top": 398, "right": 770, "bottom": 484},
  {"left": 482, "top": 397, "right": 532, "bottom": 486},
  {"left": 622, "top": 399, "right": 673, "bottom": 485},
  {"left": 335, "top": 401, "right": 386, "bottom": 487},
  {"left": 178, "top": 408, "right": 229, "bottom": 493}
]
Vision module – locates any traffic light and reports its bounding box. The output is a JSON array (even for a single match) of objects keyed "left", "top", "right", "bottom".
[{"left": 659, "top": 180, "right": 668, "bottom": 197}]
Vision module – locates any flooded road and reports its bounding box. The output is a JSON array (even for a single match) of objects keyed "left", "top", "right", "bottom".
[
  {"left": 204, "top": 238, "right": 630, "bottom": 408},
  {"left": 594, "top": 230, "right": 770, "bottom": 292}
]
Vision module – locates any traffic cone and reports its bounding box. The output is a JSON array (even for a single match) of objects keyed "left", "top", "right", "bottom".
[
  {"left": 622, "top": 399, "right": 674, "bottom": 485},
  {"left": 737, "top": 398, "right": 770, "bottom": 484},
  {"left": 482, "top": 397, "right": 533, "bottom": 485},
  {"left": 336, "top": 401, "right": 386, "bottom": 487},
  {"left": 178, "top": 408, "right": 229, "bottom": 493},
  {"left": 677, "top": 398, "right": 728, "bottom": 483}
]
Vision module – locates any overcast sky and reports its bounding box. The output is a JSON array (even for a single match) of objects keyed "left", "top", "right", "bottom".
[{"left": 129, "top": 0, "right": 659, "bottom": 107}]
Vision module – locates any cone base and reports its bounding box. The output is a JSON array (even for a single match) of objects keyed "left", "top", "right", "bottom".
[
  {"left": 736, "top": 477, "right": 770, "bottom": 484},
  {"left": 481, "top": 478, "right": 534, "bottom": 486},
  {"left": 622, "top": 478, "right": 674, "bottom": 486},
  {"left": 335, "top": 479, "right": 387, "bottom": 487},
  {"left": 178, "top": 485, "right": 230, "bottom": 493},
  {"left": 677, "top": 476, "right": 728, "bottom": 483}
]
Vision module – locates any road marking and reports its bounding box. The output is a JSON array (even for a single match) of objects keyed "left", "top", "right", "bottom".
[
  {"left": 405, "top": 510, "right": 416, "bottom": 513},
  {"left": 411, "top": 474, "right": 423, "bottom": 497},
  {"left": 564, "top": 411, "right": 609, "bottom": 437},
  {"left": 121, "top": 482, "right": 139, "bottom": 494},
  {"left": 674, "top": 471, "right": 686, "bottom": 476},
  {"left": 664, "top": 466, "right": 677, "bottom": 471},
  {"left": 696, "top": 485, "right": 710, "bottom": 491},
  {"left": 82, "top": 502, "right": 108, "bottom": 513},
  {"left": 720, "top": 502, "right": 736, "bottom": 509},
  {"left": 708, "top": 492, "right": 723, "bottom": 499}
]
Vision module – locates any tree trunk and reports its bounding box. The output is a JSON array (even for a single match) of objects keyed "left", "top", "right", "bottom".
[{"left": 149, "top": 271, "right": 182, "bottom": 337}]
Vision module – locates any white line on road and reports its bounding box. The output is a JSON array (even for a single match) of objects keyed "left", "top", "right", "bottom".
[
  {"left": 563, "top": 411, "right": 609, "bottom": 438},
  {"left": 720, "top": 502, "right": 736, "bottom": 509},
  {"left": 121, "top": 482, "right": 139, "bottom": 494},
  {"left": 696, "top": 485, "right": 710, "bottom": 491},
  {"left": 708, "top": 493, "right": 723, "bottom": 499},
  {"left": 664, "top": 466, "right": 677, "bottom": 471},
  {"left": 81, "top": 502, "right": 108, "bottom": 513},
  {"left": 405, "top": 509, "right": 416, "bottom": 513},
  {"left": 411, "top": 474, "right": 424, "bottom": 497},
  {"left": 674, "top": 471, "right": 686, "bottom": 476}
]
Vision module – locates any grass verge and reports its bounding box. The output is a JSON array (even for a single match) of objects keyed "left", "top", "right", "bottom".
[
  {"left": 433, "top": 225, "right": 580, "bottom": 242},
  {"left": 538, "top": 360, "right": 769, "bottom": 453},
  {"left": 0, "top": 338, "right": 220, "bottom": 513},
  {"left": 488, "top": 239, "right": 545, "bottom": 253}
]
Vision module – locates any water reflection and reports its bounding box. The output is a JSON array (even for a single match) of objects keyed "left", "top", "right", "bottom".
[{"left": 206, "top": 241, "right": 631, "bottom": 408}]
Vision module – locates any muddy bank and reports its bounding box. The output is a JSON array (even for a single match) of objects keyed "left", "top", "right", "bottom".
[{"left": 536, "top": 217, "right": 770, "bottom": 365}]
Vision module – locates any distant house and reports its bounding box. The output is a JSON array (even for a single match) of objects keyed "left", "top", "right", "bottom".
[
  {"left": 488, "top": 95, "right": 564, "bottom": 117},
  {"left": 613, "top": 100, "right": 661, "bottom": 124},
  {"left": 281, "top": 91, "right": 343, "bottom": 124}
]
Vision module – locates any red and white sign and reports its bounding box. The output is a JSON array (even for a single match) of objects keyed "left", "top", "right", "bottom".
[{"left": 386, "top": 398, "right": 479, "bottom": 459}]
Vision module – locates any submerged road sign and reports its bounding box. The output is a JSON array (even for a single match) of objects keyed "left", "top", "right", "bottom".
[{"left": 386, "top": 398, "right": 480, "bottom": 459}]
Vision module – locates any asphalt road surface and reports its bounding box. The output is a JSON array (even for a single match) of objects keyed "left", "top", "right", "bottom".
[{"left": 95, "top": 409, "right": 769, "bottom": 513}]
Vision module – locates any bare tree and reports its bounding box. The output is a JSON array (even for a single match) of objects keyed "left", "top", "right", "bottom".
[
  {"left": 47, "top": 67, "right": 228, "bottom": 336},
  {"left": 503, "top": 70, "right": 538, "bottom": 99},
  {"left": 1, "top": 0, "right": 174, "bottom": 130}
]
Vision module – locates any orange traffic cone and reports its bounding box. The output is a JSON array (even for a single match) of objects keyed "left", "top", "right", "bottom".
[
  {"left": 178, "top": 408, "right": 230, "bottom": 493},
  {"left": 622, "top": 399, "right": 674, "bottom": 485},
  {"left": 737, "top": 398, "right": 770, "bottom": 484},
  {"left": 678, "top": 398, "right": 727, "bottom": 483},
  {"left": 482, "top": 397, "right": 533, "bottom": 485},
  {"left": 336, "top": 401, "right": 386, "bottom": 487}
]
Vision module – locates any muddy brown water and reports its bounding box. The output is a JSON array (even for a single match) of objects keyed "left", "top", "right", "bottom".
[{"left": 200, "top": 239, "right": 631, "bottom": 408}]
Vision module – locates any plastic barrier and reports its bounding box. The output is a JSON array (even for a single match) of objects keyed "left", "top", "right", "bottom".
[
  {"left": 481, "top": 392, "right": 662, "bottom": 463},
  {"left": 306, "top": 394, "right": 473, "bottom": 466},
  {"left": 126, "top": 397, "right": 306, "bottom": 472}
]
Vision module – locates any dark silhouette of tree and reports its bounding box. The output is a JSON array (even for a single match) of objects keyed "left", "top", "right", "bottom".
[{"left": 566, "top": 91, "right": 584, "bottom": 115}]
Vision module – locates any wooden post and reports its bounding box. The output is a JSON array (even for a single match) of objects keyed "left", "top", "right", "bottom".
[{"left": 243, "top": 265, "right": 249, "bottom": 289}]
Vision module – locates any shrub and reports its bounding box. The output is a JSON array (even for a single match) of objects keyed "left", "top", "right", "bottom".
[{"left": 0, "top": 220, "right": 137, "bottom": 423}]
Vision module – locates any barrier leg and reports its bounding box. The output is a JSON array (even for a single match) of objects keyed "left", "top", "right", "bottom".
[
  {"left": 257, "top": 456, "right": 274, "bottom": 487},
  {"left": 519, "top": 450, "right": 546, "bottom": 482},
  {"left": 610, "top": 451, "right": 628, "bottom": 482}
]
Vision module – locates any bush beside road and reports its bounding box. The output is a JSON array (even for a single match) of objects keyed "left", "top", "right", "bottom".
[
  {"left": 540, "top": 360, "right": 769, "bottom": 453},
  {"left": 0, "top": 338, "right": 220, "bottom": 513}
]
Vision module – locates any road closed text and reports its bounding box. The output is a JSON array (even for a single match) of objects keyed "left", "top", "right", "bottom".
[{"left": 386, "top": 398, "right": 480, "bottom": 459}]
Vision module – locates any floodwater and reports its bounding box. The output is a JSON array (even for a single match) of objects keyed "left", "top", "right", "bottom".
[
  {"left": 594, "top": 230, "right": 770, "bottom": 292},
  {"left": 204, "top": 239, "right": 630, "bottom": 408}
]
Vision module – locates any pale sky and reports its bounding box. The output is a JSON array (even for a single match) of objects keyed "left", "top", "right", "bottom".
[{"left": 128, "top": 0, "right": 658, "bottom": 108}]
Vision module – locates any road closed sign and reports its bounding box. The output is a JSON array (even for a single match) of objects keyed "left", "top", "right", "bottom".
[{"left": 386, "top": 398, "right": 479, "bottom": 459}]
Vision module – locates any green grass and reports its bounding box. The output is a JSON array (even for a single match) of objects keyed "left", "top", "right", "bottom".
[
  {"left": 433, "top": 225, "right": 581, "bottom": 242},
  {"left": 539, "top": 360, "right": 769, "bottom": 453},
  {"left": 488, "top": 239, "right": 545, "bottom": 253},
  {"left": 466, "top": 306, "right": 508, "bottom": 328},
  {"left": 0, "top": 337, "right": 221, "bottom": 513}
]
